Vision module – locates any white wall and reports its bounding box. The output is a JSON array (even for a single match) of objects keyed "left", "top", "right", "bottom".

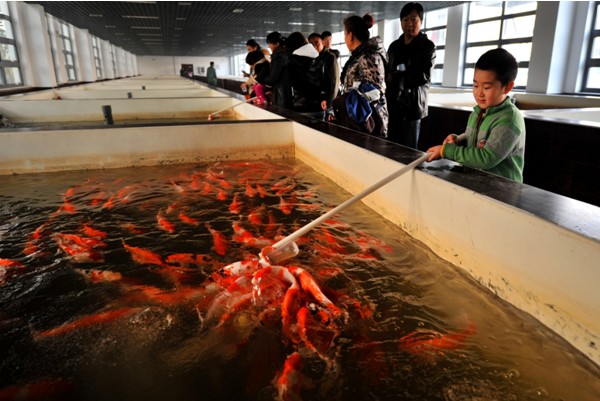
[{"left": 137, "top": 56, "right": 230, "bottom": 77}]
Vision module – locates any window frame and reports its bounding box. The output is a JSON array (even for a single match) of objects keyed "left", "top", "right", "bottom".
[
  {"left": 581, "top": 1, "right": 600, "bottom": 93},
  {"left": 0, "top": 3, "right": 23, "bottom": 88},
  {"left": 462, "top": 1, "right": 537, "bottom": 90},
  {"left": 422, "top": 8, "right": 448, "bottom": 86},
  {"left": 92, "top": 35, "right": 103, "bottom": 79},
  {"left": 58, "top": 20, "right": 77, "bottom": 82}
]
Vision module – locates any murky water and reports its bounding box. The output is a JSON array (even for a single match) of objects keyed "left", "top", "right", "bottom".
[{"left": 0, "top": 159, "right": 599, "bottom": 401}]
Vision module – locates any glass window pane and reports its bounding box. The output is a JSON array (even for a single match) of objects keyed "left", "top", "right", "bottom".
[
  {"left": 466, "top": 45, "right": 496, "bottom": 63},
  {"left": 428, "top": 28, "right": 446, "bottom": 46},
  {"left": 515, "top": 67, "right": 528, "bottom": 88},
  {"left": 464, "top": 67, "right": 475, "bottom": 85},
  {"left": 593, "top": 37, "right": 600, "bottom": 59},
  {"left": 67, "top": 68, "right": 76, "bottom": 80},
  {"left": 596, "top": 4, "right": 600, "bottom": 30},
  {"left": 502, "top": 15, "right": 535, "bottom": 39},
  {"left": 4, "top": 67, "right": 21, "bottom": 85},
  {"left": 505, "top": 1, "right": 537, "bottom": 15},
  {"left": 587, "top": 67, "right": 600, "bottom": 89},
  {"left": 431, "top": 68, "right": 443, "bottom": 84},
  {"left": 469, "top": 1, "right": 502, "bottom": 21},
  {"left": 467, "top": 20, "right": 501, "bottom": 43},
  {"left": 63, "top": 39, "right": 71, "bottom": 52},
  {"left": 503, "top": 42, "right": 532, "bottom": 63},
  {"left": 61, "top": 23, "right": 69, "bottom": 37},
  {"left": 0, "top": 43, "right": 17, "bottom": 61},
  {"left": 0, "top": 18, "right": 13, "bottom": 39},
  {"left": 425, "top": 9, "right": 447, "bottom": 28},
  {"left": 66, "top": 53, "right": 73, "bottom": 65},
  {"left": 0, "top": 1, "right": 10, "bottom": 16},
  {"left": 435, "top": 49, "right": 445, "bottom": 65}
]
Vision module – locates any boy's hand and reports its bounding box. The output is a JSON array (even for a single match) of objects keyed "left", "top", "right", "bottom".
[
  {"left": 443, "top": 133, "right": 458, "bottom": 144},
  {"left": 426, "top": 145, "right": 443, "bottom": 162}
]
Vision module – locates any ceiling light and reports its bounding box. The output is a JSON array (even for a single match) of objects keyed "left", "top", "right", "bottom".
[
  {"left": 137, "top": 33, "right": 161, "bottom": 36},
  {"left": 89, "top": 13, "right": 103, "bottom": 17},
  {"left": 289, "top": 7, "right": 302, "bottom": 11},
  {"left": 176, "top": 17, "right": 186, "bottom": 21},
  {"left": 105, "top": 25, "right": 116, "bottom": 28},
  {"left": 289, "top": 22, "right": 315, "bottom": 26},
  {"left": 178, "top": 2, "right": 191, "bottom": 5},
  {"left": 131, "top": 26, "right": 161, "bottom": 29},
  {"left": 123, "top": 15, "right": 159, "bottom": 19},
  {"left": 232, "top": 8, "right": 244, "bottom": 13},
  {"left": 264, "top": 20, "right": 275, "bottom": 24},
  {"left": 318, "top": 9, "right": 355, "bottom": 14}
]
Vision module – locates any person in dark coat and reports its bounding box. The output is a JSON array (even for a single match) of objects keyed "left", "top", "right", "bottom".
[
  {"left": 308, "top": 32, "right": 340, "bottom": 114},
  {"left": 260, "top": 31, "right": 293, "bottom": 110},
  {"left": 286, "top": 32, "right": 322, "bottom": 115},
  {"left": 386, "top": 2, "right": 436, "bottom": 149}
]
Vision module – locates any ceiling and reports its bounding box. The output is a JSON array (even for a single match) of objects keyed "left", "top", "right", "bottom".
[{"left": 27, "top": 1, "right": 466, "bottom": 58}]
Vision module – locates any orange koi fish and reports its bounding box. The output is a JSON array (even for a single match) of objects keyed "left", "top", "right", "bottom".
[
  {"left": 255, "top": 183, "right": 267, "bottom": 198},
  {"left": 0, "top": 258, "right": 24, "bottom": 269},
  {"left": 232, "top": 222, "right": 272, "bottom": 248},
  {"left": 121, "top": 222, "right": 145, "bottom": 235},
  {"left": 204, "top": 223, "right": 228, "bottom": 256},
  {"left": 399, "top": 320, "right": 477, "bottom": 355},
  {"left": 275, "top": 352, "right": 304, "bottom": 401},
  {"left": 123, "top": 242, "right": 164, "bottom": 266},
  {"left": 178, "top": 211, "right": 199, "bottom": 226},
  {"left": 217, "top": 188, "right": 228, "bottom": 201},
  {"left": 54, "top": 233, "right": 105, "bottom": 263},
  {"left": 245, "top": 180, "right": 256, "bottom": 198},
  {"left": 82, "top": 224, "right": 107, "bottom": 239},
  {"left": 165, "top": 253, "right": 214, "bottom": 268},
  {"left": 229, "top": 194, "right": 243, "bottom": 214},
  {"left": 248, "top": 204, "right": 266, "bottom": 226},
  {"left": 171, "top": 179, "right": 186, "bottom": 193},
  {"left": 278, "top": 196, "right": 292, "bottom": 215},
  {"left": 157, "top": 211, "right": 176, "bottom": 233},
  {"left": 36, "top": 307, "right": 142, "bottom": 338}
]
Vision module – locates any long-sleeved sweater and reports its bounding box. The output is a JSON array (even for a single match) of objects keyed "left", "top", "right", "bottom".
[{"left": 442, "top": 97, "right": 526, "bottom": 182}]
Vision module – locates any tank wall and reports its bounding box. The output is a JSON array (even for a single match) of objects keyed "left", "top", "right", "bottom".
[
  {"left": 0, "top": 121, "right": 295, "bottom": 174},
  {"left": 291, "top": 121, "right": 600, "bottom": 365}
]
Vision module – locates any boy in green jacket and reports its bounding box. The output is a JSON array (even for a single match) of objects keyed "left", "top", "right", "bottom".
[{"left": 427, "top": 48, "right": 525, "bottom": 182}]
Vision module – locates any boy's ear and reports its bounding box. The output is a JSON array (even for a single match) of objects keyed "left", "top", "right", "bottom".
[{"left": 503, "top": 80, "right": 515, "bottom": 94}]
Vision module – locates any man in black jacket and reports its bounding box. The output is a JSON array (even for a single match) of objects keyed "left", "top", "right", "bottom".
[
  {"left": 308, "top": 33, "right": 340, "bottom": 116},
  {"left": 386, "top": 2, "right": 436, "bottom": 149}
]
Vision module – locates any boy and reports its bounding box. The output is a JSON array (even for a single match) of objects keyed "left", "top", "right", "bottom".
[{"left": 426, "top": 48, "right": 525, "bottom": 182}]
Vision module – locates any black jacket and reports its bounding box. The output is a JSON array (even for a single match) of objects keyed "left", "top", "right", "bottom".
[
  {"left": 288, "top": 47, "right": 322, "bottom": 113},
  {"left": 261, "top": 48, "right": 293, "bottom": 109},
  {"left": 386, "top": 32, "right": 436, "bottom": 121}
]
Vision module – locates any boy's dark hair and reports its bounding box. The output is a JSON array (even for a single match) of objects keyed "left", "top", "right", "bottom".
[
  {"left": 321, "top": 31, "right": 332, "bottom": 38},
  {"left": 266, "top": 31, "right": 285, "bottom": 46},
  {"left": 245, "top": 50, "right": 265, "bottom": 65},
  {"left": 475, "top": 48, "right": 518, "bottom": 86},
  {"left": 400, "top": 2, "right": 424, "bottom": 20},
  {"left": 308, "top": 32, "right": 322, "bottom": 41},
  {"left": 246, "top": 39, "right": 260, "bottom": 49}
]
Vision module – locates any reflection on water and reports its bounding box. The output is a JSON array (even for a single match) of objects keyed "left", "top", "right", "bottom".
[{"left": 0, "top": 159, "right": 599, "bottom": 401}]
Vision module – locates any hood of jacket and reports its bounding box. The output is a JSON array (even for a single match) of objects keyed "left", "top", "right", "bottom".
[{"left": 292, "top": 43, "right": 319, "bottom": 59}]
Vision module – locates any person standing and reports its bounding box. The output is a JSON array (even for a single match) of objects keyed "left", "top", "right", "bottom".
[
  {"left": 308, "top": 33, "right": 340, "bottom": 115},
  {"left": 261, "top": 32, "right": 293, "bottom": 110},
  {"left": 321, "top": 31, "right": 340, "bottom": 59},
  {"left": 207, "top": 61, "right": 218, "bottom": 86},
  {"left": 386, "top": 2, "right": 436, "bottom": 149},
  {"left": 332, "top": 14, "right": 389, "bottom": 138}
]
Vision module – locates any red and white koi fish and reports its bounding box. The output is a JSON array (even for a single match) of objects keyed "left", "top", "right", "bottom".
[
  {"left": 216, "top": 188, "right": 228, "bottom": 201},
  {"left": 247, "top": 204, "right": 266, "bottom": 226},
  {"left": 123, "top": 242, "right": 164, "bottom": 266},
  {"left": 204, "top": 223, "right": 228, "bottom": 256},
  {"left": 278, "top": 196, "right": 293, "bottom": 215},
  {"left": 36, "top": 307, "right": 143, "bottom": 338},
  {"left": 274, "top": 352, "right": 304, "bottom": 401},
  {"left": 54, "top": 233, "right": 106, "bottom": 263},
  {"left": 121, "top": 222, "right": 145, "bottom": 235},
  {"left": 157, "top": 211, "right": 176, "bottom": 233},
  {"left": 232, "top": 221, "right": 273, "bottom": 248},
  {"left": 399, "top": 320, "right": 477, "bottom": 355},
  {"left": 0, "top": 258, "right": 24, "bottom": 285},
  {"left": 171, "top": 179, "right": 186, "bottom": 193},
  {"left": 245, "top": 180, "right": 256, "bottom": 198},
  {"left": 75, "top": 269, "right": 123, "bottom": 283},
  {"left": 287, "top": 266, "right": 342, "bottom": 319},
  {"left": 255, "top": 183, "right": 267, "bottom": 198}
]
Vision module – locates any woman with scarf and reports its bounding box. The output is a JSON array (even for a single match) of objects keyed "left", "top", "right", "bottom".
[{"left": 332, "top": 14, "right": 389, "bottom": 138}]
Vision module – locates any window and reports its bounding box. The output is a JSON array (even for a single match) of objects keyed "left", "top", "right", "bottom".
[
  {"left": 58, "top": 20, "right": 77, "bottom": 81},
  {"left": 423, "top": 8, "right": 448, "bottom": 85},
  {"left": 0, "top": 1, "right": 22, "bottom": 87},
  {"left": 110, "top": 44, "right": 117, "bottom": 77},
  {"left": 463, "top": 1, "right": 537, "bottom": 89},
  {"left": 582, "top": 2, "right": 600, "bottom": 93},
  {"left": 92, "top": 36, "right": 103, "bottom": 79}
]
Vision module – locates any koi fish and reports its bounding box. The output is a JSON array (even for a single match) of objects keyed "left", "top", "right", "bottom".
[
  {"left": 82, "top": 224, "right": 107, "bottom": 239},
  {"left": 54, "top": 233, "right": 106, "bottom": 263},
  {"left": 157, "top": 211, "right": 176, "bottom": 233},
  {"left": 36, "top": 307, "right": 143, "bottom": 338},
  {"left": 0, "top": 258, "right": 24, "bottom": 285},
  {"left": 217, "top": 188, "right": 228, "bottom": 201},
  {"left": 171, "top": 179, "right": 186, "bottom": 193},
  {"left": 178, "top": 211, "right": 199, "bottom": 225},
  {"left": 248, "top": 204, "right": 266, "bottom": 226},
  {"left": 278, "top": 196, "right": 292, "bottom": 215},
  {"left": 123, "top": 242, "right": 164, "bottom": 266},
  {"left": 232, "top": 221, "right": 272, "bottom": 248},
  {"left": 275, "top": 352, "right": 304, "bottom": 401},
  {"left": 204, "top": 223, "right": 228, "bottom": 256},
  {"left": 245, "top": 180, "right": 256, "bottom": 198},
  {"left": 75, "top": 269, "right": 123, "bottom": 283},
  {"left": 399, "top": 320, "right": 477, "bottom": 355},
  {"left": 229, "top": 194, "right": 243, "bottom": 214},
  {"left": 121, "top": 222, "right": 145, "bottom": 235},
  {"left": 255, "top": 183, "right": 267, "bottom": 198}
]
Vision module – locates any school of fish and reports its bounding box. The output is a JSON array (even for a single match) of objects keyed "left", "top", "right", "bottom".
[{"left": 0, "top": 160, "right": 475, "bottom": 401}]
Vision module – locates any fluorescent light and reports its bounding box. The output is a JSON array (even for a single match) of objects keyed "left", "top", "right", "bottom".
[
  {"left": 131, "top": 26, "right": 161, "bottom": 29},
  {"left": 89, "top": 13, "right": 103, "bottom": 17},
  {"left": 178, "top": 2, "right": 191, "bottom": 5},
  {"left": 105, "top": 25, "right": 116, "bottom": 28},
  {"left": 123, "top": 15, "right": 159, "bottom": 19},
  {"left": 318, "top": 9, "right": 355, "bottom": 14},
  {"left": 137, "top": 33, "right": 161, "bottom": 36},
  {"left": 264, "top": 20, "right": 275, "bottom": 24},
  {"left": 176, "top": 17, "right": 186, "bottom": 21},
  {"left": 289, "top": 7, "right": 302, "bottom": 11},
  {"left": 232, "top": 8, "right": 244, "bottom": 13},
  {"left": 289, "top": 22, "right": 315, "bottom": 26}
]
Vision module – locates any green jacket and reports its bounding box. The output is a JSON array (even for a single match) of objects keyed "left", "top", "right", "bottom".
[{"left": 443, "top": 97, "right": 526, "bottom": 182}]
